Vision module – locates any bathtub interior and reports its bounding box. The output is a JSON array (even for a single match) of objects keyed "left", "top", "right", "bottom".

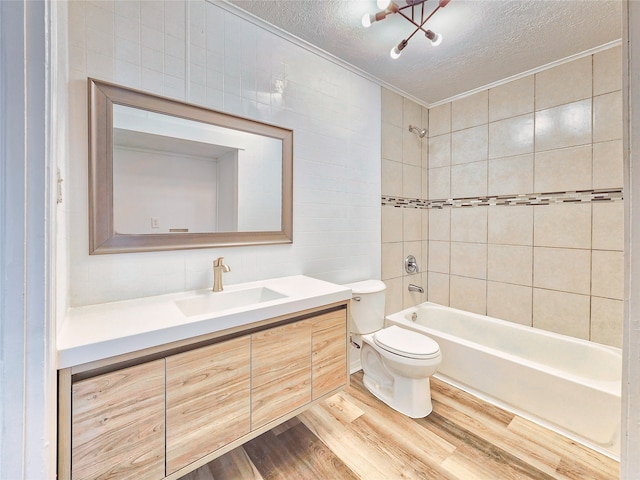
[{"left": 385, "top": 302, "right": 622, "bottom": 459}]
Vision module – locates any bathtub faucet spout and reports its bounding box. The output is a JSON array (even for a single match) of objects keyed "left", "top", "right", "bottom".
[{"left": 408, "top": 284, "right": 424, "bottom": 294}]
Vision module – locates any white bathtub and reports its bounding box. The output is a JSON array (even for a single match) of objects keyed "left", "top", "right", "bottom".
[{"left": 385, "top": 302, "right": 622, "bottom": 459}]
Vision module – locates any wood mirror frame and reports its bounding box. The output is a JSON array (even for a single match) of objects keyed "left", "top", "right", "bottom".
[{"left": 88, "top": 78, "right": 293, "bottom": 254}]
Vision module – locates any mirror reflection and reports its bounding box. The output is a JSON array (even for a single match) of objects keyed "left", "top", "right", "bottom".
[
  {"left": 112, "top": 105, "right": 283, "bottom": 235},
  {"left": 88, "top": 78, "right": 293, "bottom": 254}
]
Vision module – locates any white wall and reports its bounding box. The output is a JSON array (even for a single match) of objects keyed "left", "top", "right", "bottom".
[{"left": 64, "top": 0, "right": 381, "bottom": 307}]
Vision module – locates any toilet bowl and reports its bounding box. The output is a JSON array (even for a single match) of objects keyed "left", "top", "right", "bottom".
[{"left": 344, "top": 280, "right": 442, "bottom": 418}]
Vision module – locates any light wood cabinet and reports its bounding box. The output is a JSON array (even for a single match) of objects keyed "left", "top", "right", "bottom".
[
  {"left": 251, "top": 320, "right": 312, "bottom": 429},
  {"left": 70, "top": 360, "right": 165, "bottom": 480},
  {"left": 311, "top": 309, "right": 348, "bottom": 399},
  {"left": 59, "top": 303, "right": 348, "bottom": 480},
  {"left": 166, "top": 335, "right": 251, "bottom": 475}
]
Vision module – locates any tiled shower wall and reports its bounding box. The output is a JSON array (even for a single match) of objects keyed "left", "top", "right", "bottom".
[
  {"left": 380, "top": 94, "right": 429, "bottom": 315},
  {"left": 381, "top": 45, "right": 623, "bottom": 347}
]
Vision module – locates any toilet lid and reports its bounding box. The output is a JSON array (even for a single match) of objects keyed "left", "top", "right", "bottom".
[{"left": 373, "top": 325, "right": 440, "bottom": 359}]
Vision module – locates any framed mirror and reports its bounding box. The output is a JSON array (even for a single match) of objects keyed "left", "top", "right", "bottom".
[{"left": 88, "top": 78, "right": 293, "bottom": 254}]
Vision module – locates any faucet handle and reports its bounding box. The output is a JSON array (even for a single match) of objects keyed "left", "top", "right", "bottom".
[{"left": 213, "top": 256, "right": 225, "bottom": 267}]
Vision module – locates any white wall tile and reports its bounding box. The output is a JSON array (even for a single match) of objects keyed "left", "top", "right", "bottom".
[
  {"left": 488, "top": 206, "right": 533, "bottom": 246},
  {"left": 403, "top": 208, "right": 422, "bottom": 242},
  {"left": 532, "top": 288, "right": 590, "bottom": 339},
  {"left": 450, "top": 275, "right": 486, "bottom": 315},
  {"left": 428, "top": 166, "right": 450, "bottom": 200},
  {"left": 487, "top": 244, "right": 532, "bottom": 286},
  {"left": 533, "top": 247, "right": 591, "bottom": 295},
  {"left": 428, "top": 241, "right": 450, "bottom": 274},
  {"left": 487, "top": 282, "right": 532, "bottom": 326},
  {"left": 488, "top": 113, "right": 534, "bottom": 159},
  {"left": 534, "top": 99, "right": 592, "bottom": 152},
  {"left": 591, "top": 296, "right": 623, "bottom": 347},
  {"left": 451, "top": 91, "right": 488, "bottom": 131},
  {"left": 428, "top": 103, "right": 451, "bottom": 137},
  {"left": 382, "top": 88, "right": 403, "bottom": 127},
  {"left": 382, "top": 242, "right": 403, "bottom": 280},
  {"left": 487, "top": 154, "right": 533, "bottom": 196},
  {"left": 591, "top": 250, "right": 624, "bottom": 300},
  {"left": 429, "top": 208, "right": 451, "bottom": 241},
  {"left": 592, "top": 202, "right": 624, "bottom": 251},
  {"left": 402, "top": 164, "right": 422, "bottom": 198},
  {"left": 382, "top": 206, "right": 403, "bottom": 243},
  {"left": 451, "top": 207, "right": 487, "bottom": 243},
  {"left": 450, "top": 242, "right": 487, "bottom": 279},
  {"left": 534, "top": 144, "right": 592, "bottom": 192},
  {"left": 489, "top": 76, "right": 534, "bottom": 122},
  {"left": 593, "top": 91, "right": 623, "bottom": 143},
  {"left": 451, "top": 125, "right": 488, "bottom": 165},
  {"left": 533, "top": 203, "right": 592, "bottom": 249},
  {"left": 428, "top": 134, "right": 451, "bottom": 168},
  {"left": 427, "top": 272, "right": 450, "bottom": 306},
  {"left": 451, "top": 161, "right": 487, "bottom": 198},
  {"left": 593, "top": 45, "right": 622, "bottom": 96},
  {"left": 535, "top": 56, "right": 592, "bottom": 111},
  {"left": 593, "top": 139, "right": 624, "bottom": 189}
]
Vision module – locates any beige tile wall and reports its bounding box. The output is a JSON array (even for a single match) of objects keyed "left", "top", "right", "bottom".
[
  {"left": 426, "top": 46, "right": 623, "bottom": 347},
  {"left": 382, "top": 45, "right": 624, "bottom": 347},
  {"left": 381, "top": 90, "right": 429, "bottom": 314}
]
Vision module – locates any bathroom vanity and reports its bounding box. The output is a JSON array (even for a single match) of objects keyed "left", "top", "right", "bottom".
[{"left": 57, "top": 276, "right": 351, "bottom": 480}]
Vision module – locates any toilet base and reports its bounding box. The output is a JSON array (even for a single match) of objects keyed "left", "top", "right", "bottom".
[{"left": 362, "top": 371, "right": 434, "bottom": 418}]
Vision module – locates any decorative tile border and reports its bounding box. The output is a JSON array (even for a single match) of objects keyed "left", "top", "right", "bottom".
[{"left": 381, "top": 189, "right": 623, "bottom": 209}]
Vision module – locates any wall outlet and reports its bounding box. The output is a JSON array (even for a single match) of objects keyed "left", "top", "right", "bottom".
[{"left": 151, "top": 217, "right": 160, "bottom": 228}]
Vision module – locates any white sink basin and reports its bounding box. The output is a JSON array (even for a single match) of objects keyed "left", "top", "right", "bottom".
[{"left": 175, "top": 287, "right": 287, "bottom": 317}]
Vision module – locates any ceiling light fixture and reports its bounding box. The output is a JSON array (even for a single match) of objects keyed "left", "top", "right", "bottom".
[{"left": 362, "top": 0, "right": 450, "bottom": 59}]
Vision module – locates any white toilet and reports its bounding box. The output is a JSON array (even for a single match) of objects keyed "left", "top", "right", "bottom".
[{"left": 345, "top": 279, "right": 441, "bottom": 418}]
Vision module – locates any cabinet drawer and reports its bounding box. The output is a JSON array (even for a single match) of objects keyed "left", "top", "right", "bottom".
[
  {"left": 166, "top": 336, "right": 251, "bottom": 474},
  {"left": 311, "top": 310, "right": 347, "bottom": 399},
  {"left": 71, "top": 360, "right": 165, "bottom": 480},
  {"left": 251, "top": 320, "right": 312, "bottom": 429},
  {"left": 252, "top": 320, "right": 312, "bottom": 387}
]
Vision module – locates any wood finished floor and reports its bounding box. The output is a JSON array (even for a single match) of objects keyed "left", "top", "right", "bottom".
[{"left": 181, "top": 372, "right": 619, "bottom": 480}]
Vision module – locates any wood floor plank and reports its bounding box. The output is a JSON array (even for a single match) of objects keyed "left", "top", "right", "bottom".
[
  {"left": 508, "top": 416, "right": 620, "bottom": 479},
  {"left": 431, "top": 377, "right": 515, "bottom": 427},
  {"left": 299, "top": 400, "right": 409, "bottom": 479},
  {"left": 429, "top": 390, "right": 564, "bottom": 476},
  {"left": 243, "top": 424, "right": 357, "bottom": 480},
  {"left": 323, "top": 391, "right": 365, "bottom": 423},
  {"left": 180, "top": 446, "right": 263, "bottom": 480},
  {"left": 182, "top": 372, "right": 619, "bottom": 480},
  {"left": 427, "top": 411, "right": 557, "bottom": 480}
]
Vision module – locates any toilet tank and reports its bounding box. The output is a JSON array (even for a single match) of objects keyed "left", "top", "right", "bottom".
[{"left": 344, "top": 280, "right": 386, "bottom": 335}]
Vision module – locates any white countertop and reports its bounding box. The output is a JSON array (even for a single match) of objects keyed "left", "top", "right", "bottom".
[{"left": 58, "top": 275, "right": 352, "bottom": 369}]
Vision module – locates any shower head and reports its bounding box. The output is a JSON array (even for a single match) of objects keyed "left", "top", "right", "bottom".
[{"left": 408, "top": 125, "right": 427, "bottom": 138}]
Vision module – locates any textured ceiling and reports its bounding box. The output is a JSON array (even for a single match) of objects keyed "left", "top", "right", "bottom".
[{"left": 225, "top": 0, "right": 622, "bottom": 106}]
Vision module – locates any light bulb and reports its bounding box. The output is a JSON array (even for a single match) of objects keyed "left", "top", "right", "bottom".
[
  {"left": 430, "top": 32, "right": 442, "bottom": 46},
  {"left": 361, "top": 13, "right": 373, "bottom": 28},
  {"left": 390, "top": 40, "right": 406, "bottom": 59},
  {"left": 377, "top": 0, "right": 391, "bottom": 9}
]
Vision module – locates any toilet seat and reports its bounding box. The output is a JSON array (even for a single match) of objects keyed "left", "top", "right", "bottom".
[{"left": 373, "top": 325, "right": 440, "bottom": 360}]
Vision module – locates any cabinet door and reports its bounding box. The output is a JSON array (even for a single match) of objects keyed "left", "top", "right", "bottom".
[
  {"left": 166, "top": 335, "right": 251, "bottom": 475},
  {"left": 251, "top": 320, "right": 312, "bottom": 429},
  {"left": 311, "top": 308, "right": 348, "bottom": 399},
  {"left": 71, "top": 360, "right": 165, "bottom": 480}
]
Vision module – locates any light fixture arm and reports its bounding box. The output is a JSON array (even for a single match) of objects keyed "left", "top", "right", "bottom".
[{"left": 397, "top": 1, "right": 443, "bottom": 38}]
